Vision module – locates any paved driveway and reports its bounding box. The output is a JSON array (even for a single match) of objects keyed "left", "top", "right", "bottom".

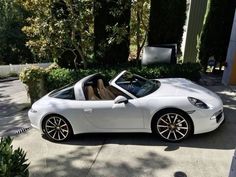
[
  {"left": 13, "top": 124, "right": 235, "bottom": 177},
  {"left": 1, "top": 80, "right": 235, "bottom": 177},
  {"left": 0, "top": 80, "right": 30, "bottom": 136},
  {"left": 0, "top": 79, "right": 29, "bottom": 117}
]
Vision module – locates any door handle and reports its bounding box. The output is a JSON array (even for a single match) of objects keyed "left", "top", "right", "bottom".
[{"left": 84, "top": 108, "right": 93, "bottom": 113}]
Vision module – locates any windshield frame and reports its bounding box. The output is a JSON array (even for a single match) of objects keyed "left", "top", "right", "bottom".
[{"left": 110, "top": 70, "right": 160, "bottom": 98}]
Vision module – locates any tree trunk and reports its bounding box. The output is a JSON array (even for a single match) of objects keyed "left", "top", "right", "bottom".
[
  {"left": 136, "top": 34, "right": 147, "bottom": 61},
  {"left": 136, "top": 9, "right": 141, "bottom": 61},
  {"left": 75, "top": 45, "right": 87, "bottom": 69},
  {"left": 71, "top": 27, "right": 87, "bottom": 69}
]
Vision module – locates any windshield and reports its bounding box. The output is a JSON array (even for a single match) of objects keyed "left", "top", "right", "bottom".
[{"left": 115, "top": 71, "right": 160, "bottom": 98}]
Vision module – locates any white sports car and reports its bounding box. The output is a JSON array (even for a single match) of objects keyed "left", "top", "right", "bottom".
[{"left": 29, "top": 70, "right": 224, "bottom": 142}]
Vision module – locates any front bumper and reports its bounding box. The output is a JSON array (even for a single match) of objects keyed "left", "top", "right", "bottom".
[
  {"left": 28, "top": 109, "right": 43, "bottom": 132},
  {"left": 190, "top": 107, "right": 224, "bottom": 134}
]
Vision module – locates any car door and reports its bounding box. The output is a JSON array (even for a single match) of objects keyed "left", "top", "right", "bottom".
[{"left": 81, "top": 98, "right": 144, "bottom": 129}]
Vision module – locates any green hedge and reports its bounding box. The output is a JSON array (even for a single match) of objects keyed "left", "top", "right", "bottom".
[
  {"left": 46, "top": 63, "right": 201, "bottom": 92},
  {"left": 20, "top": 63, "right": 201, "bottom": 103}
]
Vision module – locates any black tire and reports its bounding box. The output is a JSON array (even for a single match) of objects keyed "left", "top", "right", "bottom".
[
  {"left": 151, "top": 109, "right": 193, "bottom": 142},
  {"left": 42, "top": 114, "right": 73, "bottom": 142}
]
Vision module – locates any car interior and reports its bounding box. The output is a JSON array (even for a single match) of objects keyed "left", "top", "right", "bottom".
[{"left": 83, "top": 74, "right": 129, "bottom": 101}]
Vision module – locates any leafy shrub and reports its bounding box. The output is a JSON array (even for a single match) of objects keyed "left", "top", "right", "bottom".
[
  {"left": 45, "top": 62, "right": 60, "bottom": 72},
  {"left": 19, "top": 66, "right": 46, "bottom": 104},
  {"left": 46, "top": 63, "right": 201, "bottom": 92},
  {"left": 19, "top": 66, "right": 46, "bottom": 86},
  {"left": 46, "top": 68, "right": 78, "bottom": 91},
  {"left": 20, "top": 63, "right": 202, "bottom": 103},
  {"left": 0, "top": 137, "right": 29, "bottom": 177}
]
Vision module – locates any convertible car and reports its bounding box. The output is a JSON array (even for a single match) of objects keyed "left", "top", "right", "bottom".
[{"left": 29, "top": 70, "right": 224, "bottom": 142}]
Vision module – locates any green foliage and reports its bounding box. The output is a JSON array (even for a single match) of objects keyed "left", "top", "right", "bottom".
[
  {"left": 46, "top": 68, "right": 78, "bottom": 91},
  {"left": 130, "top": 63, "right": 201, "bottom": 81},
  {"left": 130, "top": 0, "right": 150, "bottom": 60},
  {"left": 0, "top": 0, "right": 33, "bottom": 64},
  {"left": 45, "top": 63, "right": 201, "bottom": 91},
  {"left": 19, "top": 66, "right": 46, "bottom": 103},
  {"left": 0, "top": 137, "right": 29, "bottom": 177},
  {"left": 19, "top": 66, "right": 45, "bottom": 85},
  {"left": 20, "top": 63, "right": 201, "bottom": 103},
  {"left": 94, "top": 0, "right": 131, "bottom": 66},
  {"left": 21, "top": 0, "right": 94, "bottom": 68},
  {"left": 148, "top": 0, "right": 187, "bottom": 53},
  {"left": 197, "top": 0, "right": 235, "bottom": 70}
]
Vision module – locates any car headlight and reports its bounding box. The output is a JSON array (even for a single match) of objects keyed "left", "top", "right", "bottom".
[{"left": 188, "top": 97, "right": 209, "bottom": 109}]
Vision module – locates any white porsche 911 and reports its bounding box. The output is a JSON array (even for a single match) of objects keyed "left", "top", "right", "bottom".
[{"left": 29, "top": 70, "right": 224, "bottom": 142}]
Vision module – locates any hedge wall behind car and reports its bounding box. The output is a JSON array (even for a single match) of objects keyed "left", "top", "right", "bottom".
[
  {"left": 20, "top": 63, "right": 201, "bottom": 103},
  {"left": 46, "top": 63, "right": 201, "bottom": 92}
]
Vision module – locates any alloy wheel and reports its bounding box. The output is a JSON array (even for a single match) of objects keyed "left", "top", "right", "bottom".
[
  {"left": 45, "top": 116, "right": 70, "bottom": 141},
  {"left": 156, "top": 113, "right": 189, "bottom": 141}
]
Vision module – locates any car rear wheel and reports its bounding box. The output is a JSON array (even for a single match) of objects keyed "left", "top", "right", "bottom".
[
  {"left": 152, "top": 110, "right": 192, "bottom": 142},
  {"left": 43, "top": 115, "right": 73, "bottom": 142}
]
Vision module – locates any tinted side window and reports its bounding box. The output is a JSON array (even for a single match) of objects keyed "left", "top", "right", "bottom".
[{"left": 49, "top": 87, "right": 75, "bottom": 100}]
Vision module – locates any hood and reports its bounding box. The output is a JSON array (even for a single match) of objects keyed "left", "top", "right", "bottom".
[{"left": 149, "top": 78, "right": 222, "bottom": 106}]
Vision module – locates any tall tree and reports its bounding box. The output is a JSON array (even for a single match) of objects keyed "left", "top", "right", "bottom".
[
  {"left": 148, "top": 0, "right": 187, "bottom": 53},
  {"left": 21, "top": 0, "right": 93, "bottom": 69},
  {"left": 130, "top": 0, "right": 150, "bottom": 61},
  {"left": 94, "top": 0, "right": 131, "bottom": 66},
  {"left": 197, "top": 0, "right": 236, "bottom": 71},
  {"left": 0, "top": 0, "right": 33, "bottom": 64}
]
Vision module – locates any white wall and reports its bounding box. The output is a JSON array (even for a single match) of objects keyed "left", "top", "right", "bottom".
[{"left": 0, "top": 63, "right": 51, "bottom": 76}]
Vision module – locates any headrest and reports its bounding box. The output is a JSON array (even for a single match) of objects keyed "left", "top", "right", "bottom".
[{"left": 97, "top": 79, "right": 105, "bottom": 89}]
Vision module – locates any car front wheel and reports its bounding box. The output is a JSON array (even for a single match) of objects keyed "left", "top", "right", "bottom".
[
  {"left": 43, "top": 115, "right": 73, "bottom": 142},
  {"left": 152, "top": 110, "right": 192, "bottom": 142}
]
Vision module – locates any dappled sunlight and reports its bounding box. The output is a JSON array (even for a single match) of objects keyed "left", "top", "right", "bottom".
[
  {"left": 27, "top": 137, "right": 172, "bottom": 177},
  {"left": 88, "top": 151, "right": 172, "bottom": 177},
  {"left": 0, "top": 111, "right": 31, "bottom": 137},
  {"left": 0, "top": 80, "right": 31, "bottom": 137},
  {"left": 0, "top": 80, "right": 29, "bottom": 117},
  {"left": 14, "top": 128, "right": 234, "bottom": 177}
]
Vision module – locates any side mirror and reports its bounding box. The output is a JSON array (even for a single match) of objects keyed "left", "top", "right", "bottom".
[{"left": 114, "top": 96, "right": 128, "bottom": 104}]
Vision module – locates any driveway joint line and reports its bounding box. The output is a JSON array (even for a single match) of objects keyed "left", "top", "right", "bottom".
[{"left": 85, "top": 139, "right": 106, "bottom": 177}]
